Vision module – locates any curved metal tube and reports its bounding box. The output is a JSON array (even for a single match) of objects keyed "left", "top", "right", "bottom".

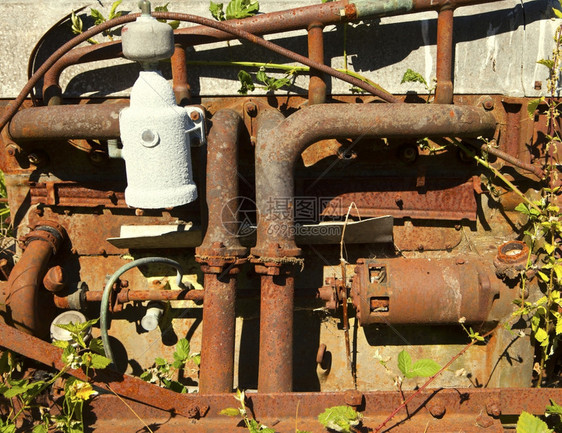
[
  {"left": 100, "top": 257, "right": 184, "bottom": 365},
  {"left": 252, "top": 103, "right": 497, "bottom": 258},
  {"left": 196, "top": 109, "right": 247, "bottom": 394},
  {"left": 6, "top": 221, "right": 66, "bottom": 338}
]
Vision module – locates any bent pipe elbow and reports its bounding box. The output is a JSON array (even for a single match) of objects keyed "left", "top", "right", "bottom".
[
  {"left": 6, "top": 221, "right": 66, "bottom": 338},
  {"left": 252, "top": 103, "right": 497, "bottom": 258}
]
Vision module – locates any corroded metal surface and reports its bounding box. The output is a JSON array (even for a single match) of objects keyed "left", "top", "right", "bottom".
[{"left": 252, "top": 103, "right": 497, "bottom": 258}]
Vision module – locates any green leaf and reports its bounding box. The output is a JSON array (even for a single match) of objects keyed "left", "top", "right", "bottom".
[
  {"left": 546, "top": 399, "right": 562, "bottom": 416},
  {"left": 220, "top": 407, "right": 242, "bottom": 417},
  {"left": 318, "top": 406, "right": 361, "bottom": 433},
  {"left": 537, "top": 59, "right": 555, "bottom": 70},
  {"left": 527, "top": 97, "right": 544, "bottom": 118},
  {"left": 0, "top": 424, "right": 16, "bottom": 433},
  {"left": 406, "top": 359, "right": 441, "bottom": 378},
  {"left": 534, "top": 326, "right": 549, "bottom": 347},
  {"left": 238, "top": 70, "right": 255, "bottom": 94},
  {"left": 553, "top": 7, "right": 562, "bottom": 19},
  {"left": 553, "top": 265, "right": 562, "bottom": 283},
  {"left": 397, "top": 350, "right": 412, "bottom": 377},
  {"left": 516, "top": 411, "right": 552, "bottom": 433},
  {"left": 52, "top": 340, "right": 70, "bottom": 349},
  {"left": 3, "top": 385, "right": 28, "bottom": 398},
  {"left": 400, "top": 68, "right": 428, "bottom": 87},
  {"left": 90, "top": 8, "right": 106, "bottom": 26},
  {"left": 225, "top": 0, "right": 260, "bottom": 20},
  {"left": 168, "top": 20, "right": 180, "bottom": 29},
  {"left": 108, "top": 0, "right": 123, "bottom": 20},
  {"left": 32, "top": 424, "right": 48, "bottom": 433},
  {"left": 89, "top": 353, "right": 111, "bottom": 369},
  {"left": 155, "top": 357, "right": 168, "bottom": 367},
  {"left": 88, "top": 338, "right": 105, "bottom": 355},
  {"left": 174, "top": 338, "right": 191, "bottom": 362},
  {"left": 71, "top": 12, "right": 83, "bottom": 35},
  {"left": 537, "top": 271, "right": 550, "bottom": 283},
  {"left": 209, "top": 1, "right": 225, "bottom": 20},
  {"left": 515, "top": 202, "right": 531, "bottom": 215}
]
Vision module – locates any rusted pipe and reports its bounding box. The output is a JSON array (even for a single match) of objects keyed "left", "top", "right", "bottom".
[
  {"left": 434, "top": 6, "right": 454, "bottom": 104},
  {"left": 8, "top": 104, "right": 127, "bottom": 141},
  {"left": 53, "top": 288, "right": 204, "bottom": 309},
  {"left": 252, "top": 104, "right": 497, "bottom": 258},
  {"left": 5, "top": 220, "right": 66, "bottom": 338},
  {"left": 196, "top": 109, "right": 247, "bottom": 394},
  {"left": 258, "top": 271, "right": 295, "bottom": 393},
  {"left": 171, "top": 44, "right": 191, "bottom": 106},
  {"left": 307, "top": 23, "right": 327, "bottom": 105}
]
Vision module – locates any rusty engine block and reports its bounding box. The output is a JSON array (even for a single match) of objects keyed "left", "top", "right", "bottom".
[{"left": 0, "top": 0, "right": 560, "bottom": 431}]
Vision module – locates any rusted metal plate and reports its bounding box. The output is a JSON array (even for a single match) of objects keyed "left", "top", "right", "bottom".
[{"left": 308, "top": 177, "right": 477, "bottom": 221}]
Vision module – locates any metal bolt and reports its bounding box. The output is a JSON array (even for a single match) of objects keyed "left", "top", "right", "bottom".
[
  {"left": 245, "top": 102, "right": 258, "bottom": 117},
  {"left": 534, "top": 81, "right": 542, "bottom": 90},
  {"left": 481, "top": 96, "right": 494, "bottom": 110},
  {"left": 456, "top": 258, "right": 465, "bottom": 265},
  {"left": 454, "top": 224, "right": 462, "bottom": 231},
  {"left": 475, "top": 412, "right": 494, "bottom": 428},
  {"left": 190, "top": 111, "right": 201, "bottom": 122},
  {"left": 135, "top": 208, "right": 145, "bottom": 216},
  {"left": 486, "top": 400, "right": 501, "bottom": 417},
  {"left": 344, "top": 389, "right": 363, "bottom": 407},
  {"left": 99, "top": 249, "right": 106, "bottom": 256},
  {"left": 428, "top": 403, "right": 446, "bottom": 418},
  {"left": 6, "top": 145, "right": 20, "bottom": 157}
]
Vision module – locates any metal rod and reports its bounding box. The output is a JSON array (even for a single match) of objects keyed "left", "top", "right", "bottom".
[
  {"left": 434, "top": 6, "right": 454, "bottom": 104},
  {"left": 171, "top": 44, "right": 191, "bottom": 106},
  {"left": 307, "top": 23, "right": 327, "bottom": 105}
]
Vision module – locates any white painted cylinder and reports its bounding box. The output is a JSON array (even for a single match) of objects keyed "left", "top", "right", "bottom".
[{"left": 119, "top": 70, "right": 197, "bottom": 209}]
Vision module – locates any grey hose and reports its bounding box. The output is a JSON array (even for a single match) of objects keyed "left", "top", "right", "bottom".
[{"left": 100, "top": 257, "right": 184, "bottom": 364}]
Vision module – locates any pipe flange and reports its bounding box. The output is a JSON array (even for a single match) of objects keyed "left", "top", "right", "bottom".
[{"left": 494, "top": 240, "right": 529, "bottom": 279}]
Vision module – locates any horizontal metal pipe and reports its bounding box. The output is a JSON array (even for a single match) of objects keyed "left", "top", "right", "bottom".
[
  {"left": 8, "top": 104, "right": 127, "bottom": 141},
  {"left": 251, "top": 103, "right": 497, "bottom": 258}
]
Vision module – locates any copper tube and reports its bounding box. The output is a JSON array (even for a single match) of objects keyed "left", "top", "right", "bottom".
[
  {"left": 258, "top": 273, "right": 295, "bottom": 393},
  {"left": 434, "top": 7, "right": 454, "bottom": 104},
  {"left": 307, "top": 23, "right": 327, "bottom": 105},
  {"left": 171, "top": 44, "right": 191, "bottom": 106}
]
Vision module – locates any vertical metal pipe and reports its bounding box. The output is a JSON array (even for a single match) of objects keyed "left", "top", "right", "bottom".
[
  {"left": 196, "top": 109, "right": 247, "bottom": 394},
  {"left": 307, "top": 23, "right": 327, "bottom": 105},
  {"left": 258, "top": 273, "right": 295, "bottom": 393},
  {"left": 171, "top": 44, "right": 191, "bottom": 106},
  {"left": 434, "top": 7, "right": 454, "bottom": 104},
  {"left": 199, "top": 271, "right": 237, "bottom": 394}
]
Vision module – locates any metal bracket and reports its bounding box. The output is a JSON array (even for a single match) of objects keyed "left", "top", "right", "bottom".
[{"left": 184, "top": 106, "right": 206, "bottom": 147}]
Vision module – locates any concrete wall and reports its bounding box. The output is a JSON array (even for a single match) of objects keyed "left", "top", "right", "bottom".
[{"left": 0, "top": 0, "right": 557, "bottom": 99}]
